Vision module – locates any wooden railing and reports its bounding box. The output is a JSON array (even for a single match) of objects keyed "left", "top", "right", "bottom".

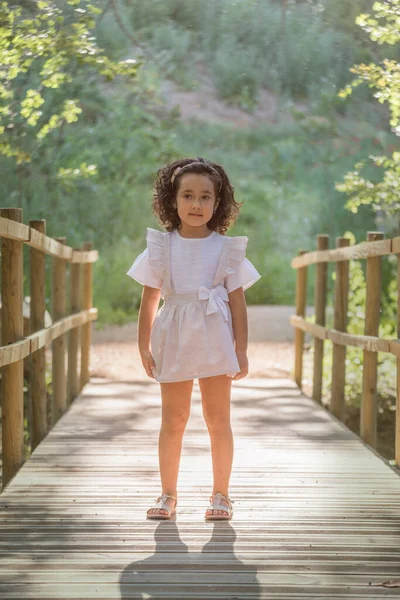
[
  {"left": 0, "top": 208, "right": 98, "bottom": 488},
  {"left": 290, "top": 231, "right": 400, "bottom": 466}
]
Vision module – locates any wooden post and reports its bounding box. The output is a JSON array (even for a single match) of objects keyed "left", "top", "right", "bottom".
[
  {"left": 80, "top": 241, "right": 93, "bottom": 389},
  {"left": 67, "top": 255, "right": 81, "bottom": 404},
  {"left": 52, "top": 237, "right": 67, "bottom": 424},
  {"left": 330, "top": 236, "right": 350, "bottom": 421},
  {"left": 396, "top": 251, "right": 400, "bottom": 467},
  {"left": 29, "top": 220, "right": 47, "bottom": 450},
  {"left": 360, "top": 231, "right": 384, "bottom": 448},
  {"left": 0, "top": 208, "right": 24, "bottom": 488},
  {"left": 312, "top": 234, "right": 329, "bottom": 403},
  {"left": 294, "top": 250, "right": 307, "bottom": 388}
]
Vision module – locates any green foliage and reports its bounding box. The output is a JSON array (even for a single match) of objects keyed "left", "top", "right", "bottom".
[
  {"left": 356, "top": 0, "right": 400, "bottom": 45},
  {"left": 336, "top": 0, "right": 400, "bottom": 223},
  {"left": 149, "top": 23, "right": 195, "bottom": 89},
  {"left": 322, "top": 0, "right": 376, "bottom": 42},
  {"left": 1, "top": 0, "right": 394, "bottom": 327},
  {"left": 94, "top": 240, "right": 144, "bottom": 325},
  {"left": 337, "top": 152, "right": 400, "bottom": 217},
  {"left": 0, "top": 0, "right": 138, "bottom": 163},
  {"left": 124, "top": 0, "right": 367, "bottom": 109}
]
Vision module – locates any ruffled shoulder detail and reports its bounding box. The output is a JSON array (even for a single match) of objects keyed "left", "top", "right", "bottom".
[
  {"left": 146, "top": 227, "right": 167, "bottom": 281},
  {"left": 223, "top": 235, "right": 248, "bottom": 278}
]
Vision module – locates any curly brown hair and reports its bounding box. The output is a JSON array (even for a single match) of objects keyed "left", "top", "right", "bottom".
[{"left": 151, "top": 157, "right": 243, "bottom": 235}]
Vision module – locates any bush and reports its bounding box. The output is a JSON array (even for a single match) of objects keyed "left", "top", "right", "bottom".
[{"left": 124, "top": 0, "right": 367, "bottom": 105}]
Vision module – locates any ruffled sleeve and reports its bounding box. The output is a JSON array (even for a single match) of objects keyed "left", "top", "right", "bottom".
[
  {"left": 126, "top": 228, "right": 166, "bottom": 289},
  {"left": 223, "top": 236, "right": 262, "bottom": 293}
]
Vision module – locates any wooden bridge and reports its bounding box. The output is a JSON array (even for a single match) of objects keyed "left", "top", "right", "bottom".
[{"left": 1, "top": 216, "right": 400, "bottom": 598}]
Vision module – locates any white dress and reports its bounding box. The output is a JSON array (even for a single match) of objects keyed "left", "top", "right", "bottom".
[{"left": 126, "top": 227, "right": 262, "bottom": 383}]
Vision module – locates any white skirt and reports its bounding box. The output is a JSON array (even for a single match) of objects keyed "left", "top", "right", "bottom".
[{"left": 150, "top": 288, "right": 240, "bottom": 383}]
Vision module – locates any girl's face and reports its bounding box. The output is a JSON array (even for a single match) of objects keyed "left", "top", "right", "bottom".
[{"left": 174, "top": 173, "right": 218, "bottom": 231}]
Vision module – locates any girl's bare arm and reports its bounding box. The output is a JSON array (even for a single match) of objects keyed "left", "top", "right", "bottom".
[
  {"left": 138, "top": 285, "right": 161, "bottom": 378},
  {"left": 228, "top": 286, "right": 249, "bottom": 380}
]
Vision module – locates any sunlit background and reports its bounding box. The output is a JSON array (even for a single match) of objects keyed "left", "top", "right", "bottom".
[{"left": 2, "top": 0, "right": 398, "bottom": 323}]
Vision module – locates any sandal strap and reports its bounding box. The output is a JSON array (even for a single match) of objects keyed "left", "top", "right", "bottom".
[
  {"left": 209, "top": 492, "right": 234, "bottom": 513},
  {"left": 150, "top": 493, "right": 177, "bottom": 513},
  {"left": 157, "top": 493, "right": 176, "bottom": 503}
]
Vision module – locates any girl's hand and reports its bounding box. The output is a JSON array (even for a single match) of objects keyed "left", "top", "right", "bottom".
[
  {"left": 230, "top": 350, "right": 248, "bottom": 381},
  {"left": 140, "top": 348, "right": 156, "bottom": 379}
]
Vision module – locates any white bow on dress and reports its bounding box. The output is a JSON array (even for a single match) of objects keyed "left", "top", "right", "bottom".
[{"left": 198, "top": 285, "right": 229, "bottom": 321}]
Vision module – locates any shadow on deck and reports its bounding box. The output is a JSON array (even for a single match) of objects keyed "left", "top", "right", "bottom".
[{"left": 1, "top": 377, "right": 400, "bottom": 598}]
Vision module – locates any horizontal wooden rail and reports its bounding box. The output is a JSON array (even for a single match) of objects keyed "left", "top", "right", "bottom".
[
  {"left": 0, "top": 216, "right": 98, "bottom": 262},
  {"left": 291, "top": 238, "right": 393, "bottom": 269},
  {"left": 290, "top": 315, "right": 326, "bottom": 340},
  {"left": 0, "top": 215, "right": 30, "bottom": 241},
  {"left": 71, "top": 249, "right": 98, "bottom": 263},
  {"left": 0, "top": 308, "right": 98, "bottom": 367},
  {"left": 290, "top": 315, "right": 393, "bottom": 353},
  {"left": 0, "top": 209, "right": 99, "bottom": 490},
  {"left": 291, "top": 231, "right": 400, "bottom": 467},
  {"left": 391, "top": 340, "right": 400, "bottom": 359}
]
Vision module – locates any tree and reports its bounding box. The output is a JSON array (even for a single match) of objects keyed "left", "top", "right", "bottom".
[
  {"left": 0, "top": 1, "right": 139, "bottom": 165},
  {"left": 336, "top": 0, "right": 400, "bottom": 225}
]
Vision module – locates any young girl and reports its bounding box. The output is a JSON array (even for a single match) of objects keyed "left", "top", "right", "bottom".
[{"left": 126, "top": 157, "right": 261, "bottom": 521}]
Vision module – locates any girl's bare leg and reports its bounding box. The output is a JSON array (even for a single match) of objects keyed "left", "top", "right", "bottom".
[
  {"left": 147, "top": 379, "right": 193, "bottom": 516},
  {"left": 199, "top": 374, "right": 233, "bottom": 516}
]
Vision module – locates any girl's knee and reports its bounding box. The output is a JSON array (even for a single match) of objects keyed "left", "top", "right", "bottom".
[
  {"left": 204, "top": 413, "right": 231, "bottom": 432},
  {"left": 162, "top": 410, "right": 190, "bottom": 432}
]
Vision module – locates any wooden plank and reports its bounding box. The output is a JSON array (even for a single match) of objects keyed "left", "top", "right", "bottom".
[
  {"left": 391, "top": 340, "right": 400, "bottom": 359},
  {"left": 4, "top": 569, "right": 400, "bottom": 585},
  {"left": 28, "top": 228, "right": 73, "bottom": 260},
  {"left": 313, "top": 234, "right": 329, "bottom": 403},
  {"left": 34, "top": 309, "right": 97, "bottom": 347},
  {"left": 294, "top": 251, "right": 307, "bottom": 388},
  {"left": 397, "top": 251, "right": 400, "bottom": 467},
  {"left": 291, "top": 238, "right": 392, "bottom": 269},
  {"left": 0, "top": 338, "right": 31, "bottom": 367},
  {"left": 29, "top": 219, "right": 47, "bottom": 450},
  {"left": 80, "top": 241, "right": 93, "bottom": 389},
  {"left": 0, "top": 208, "right": 24, "bottom": 488},
  {"left": 71, "top": 249, "right": 99, "bottom": 264},
  {"left": 68, "top": 257, "right": 81, "bottom": 404},
  {"left": 290, "top": 315, "right": 326, "bottom": 340},
  {"left": 0, "top": 218, "right": 99, "bottom": 264},
  {"left": 290, "top": 317, "right": 392, "bottom": 353},
  {"left": 327, "top": 330, "right": 390, "bottom": 353},
  {"left": 360, "top": 232, "right": 383, "bottom": 448},
  {"left": 0, "top": 378, "right": 400, "bottom": 599},
  {"left": 0, "top": 215, "right": 30, "bottom": 242},
  {"left": 392, "top": 236, "right": 400, "bottom": 255},
  {"left": 331, "top": 237, "right": 350, "bottom": 421},
  {"left": 52, "top": 237, "right": 67, "bottom": 424}
]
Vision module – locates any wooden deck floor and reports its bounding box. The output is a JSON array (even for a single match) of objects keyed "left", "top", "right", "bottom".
[{"left": 1, "top": 376, "right": 400, "bottom": 599}]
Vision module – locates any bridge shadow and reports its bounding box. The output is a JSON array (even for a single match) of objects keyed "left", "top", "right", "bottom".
[{"left": 119, "top": 519, "right": 260, "bottom": 599}]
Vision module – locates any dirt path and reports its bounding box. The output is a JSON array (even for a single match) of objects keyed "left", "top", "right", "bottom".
[{"left": 160, "top": 63, "right": 309, "bottom": 128}]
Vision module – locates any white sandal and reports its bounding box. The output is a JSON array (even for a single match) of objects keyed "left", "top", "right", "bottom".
[
  {"left": 205, "top": 492, "right": 234, "bottom": 521},
  {"left": 146, "top": 493, "right": 177, "bottom": 520}
]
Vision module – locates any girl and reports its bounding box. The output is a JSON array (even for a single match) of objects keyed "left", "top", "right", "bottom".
[{"left": 126, "top": 157, "right": 261, "bottom": 521}]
